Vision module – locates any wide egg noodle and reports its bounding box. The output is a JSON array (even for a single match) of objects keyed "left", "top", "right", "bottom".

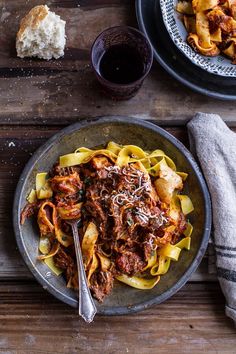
[
  {"left": 147, "top": 150, "right": 176, "bottom": 171},
  {"left": 59, "top": 151, "right": 91, "bottom": 167},
  {"left": 54, "top": 220, "right": 73, "bottom": 248},
  {"left": 39, "top": 236, "right": 51, "bottom": 255},
  {"left": 157, "top": 243, "right": 182, "bottom": 261},
  {"left": 176, "top": 171, "right": 188, "bottom": 181},
  {"left": 37, "top": 201, "right": 73, "bottom": 248},
  {"left": 29, "top": 141, "right": 194, "bottom": 295},
  {"left": 223, "top": 40, "right": 236, "bottom": 59},
  {"left": 44, "top": 256, "right": 63, "bottom": 276},
  {"left": 143, "top": 250, "right": 157, "bottom": 271},
  {"left": 210, "top": 28, "right": 222, "bottom": 42},
  {"left": 192, "top": 0, "right": 219, "bottom": 12},
  {"left": 151, "top": 256, "right": 171, "bottom": 276},
  {"left": 116, "top": 274, "right": 160, "bottom": 289},
  {"left": 116, "top": 145, "right": 147, "bottom": 167},
  {"left": 87, "top": 254, "right": 99, "bottom": 286},
  {"left": 184, "top": 15, "right": 196, "bottom": 34},
  {"left": 176, "top": 0, "right": 194, "bottom": 15},
  {"left": 196, "top": 12, "right": 215, "bottom": 50},
  {"left": 37, "top": 201, "right": 56, "bottom": 237},
  {"left": 147, "top": 157, "right": 167, "bottom": 177},
  {"left": 82, "top": 222, "right": 99, "bottom": 269},
  {"left": 57, "top": 202, "right": 83, "bottom": 220},
  {"left": 177, "top": 195, "right": 194, "bottom": 215},
  {"left": 189, "top": 11, "right": 220, "bottom": 54},
  {"left": 27, "top": 189, "right": 37, "bottom": 203},
  {"left": 175, "top": 237, "right": 191, "bottom": 250},
  {"left": 187, "top": 33, "right": 220, "bottom": 55},
  {"left": 183, "top": 221, "right": 193, "bottom": 237},
  {"left": 96, "top": 253, "right": 111, "bottom": 271},
  {"left": 150, "top": 237, "right": 191, "bottom": 276},
  {"left": 60, "top": 149, "right": 117, "bottom": 168},
  {"left": 75, "top": 147, "right": 91, "bottom": 153},
  {"left": 179, "top": 0, "right": 236, "bottom": 62},
  {"left": 38, "top": 241, "right": 60, "bottom": 260},
  {"left": 36, "top": 172, "right": 53, "bottom": 199},
  {"left": 106, "top": 141, "right": 122, "bottom": 155}
]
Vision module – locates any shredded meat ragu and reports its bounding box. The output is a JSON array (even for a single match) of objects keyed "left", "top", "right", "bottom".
[
  {"left": 21, "top": 155, "right": 188, "bottom": 302},
  {"left": 20, "top": 199, "right": 46, "bottom": 225},
  {"left": 116, "top": 252, "right": 146, "bottom": 275},
  {"left": 54, "top": 248, "right": 73, "bottom": 269},
  {"left": 76, "top": 158, "right": 173, "bottom": 297},
  {"left": 90, "top": 270, "right": 114, "bottom": 302},
  {"left": 20, "top": 203, "right": 37, "bottom": 225}
]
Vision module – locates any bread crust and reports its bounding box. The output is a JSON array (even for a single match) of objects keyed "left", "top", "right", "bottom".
[{"left": 17, "top": 5, "right": 49, "bottom": 40}]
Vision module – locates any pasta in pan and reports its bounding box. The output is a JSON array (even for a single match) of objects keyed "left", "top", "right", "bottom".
[
  {"left": 177, "top": 0, "right": 236, "bottom": 63},
  {"left": 21, "top": 142, "right": 194, "bottom": 302}
]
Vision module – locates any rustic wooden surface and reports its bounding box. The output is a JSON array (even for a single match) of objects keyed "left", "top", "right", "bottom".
[{"left": 0, "top": 1, "right": 236, "bottom": 353}]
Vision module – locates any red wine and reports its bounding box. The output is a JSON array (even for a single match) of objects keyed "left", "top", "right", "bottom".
[{"left": 99, "top": 44, "right": 144, "bottom": 85}]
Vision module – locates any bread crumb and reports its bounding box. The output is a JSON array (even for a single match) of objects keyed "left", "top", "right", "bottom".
[{"left": 8, "top": 141, "right": 16, "bottom": 147}]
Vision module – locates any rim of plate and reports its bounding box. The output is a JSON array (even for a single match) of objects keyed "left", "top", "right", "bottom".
[
  {"left": 160, "top": 0, "right": 236, "bottom": 78},
  {"left": 13, "top": 116, "right": 212, "bottom": 315},
  {"left": 135, "top": 0, "right": 236, "bottom": 100}
]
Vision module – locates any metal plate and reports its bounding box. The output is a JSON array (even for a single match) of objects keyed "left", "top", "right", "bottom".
[
  {"left": 13, "top": 116, "right": 211, "bottom": 315},
  {"left": 136, "top": 0, "right": 236, "bottom": 100}
]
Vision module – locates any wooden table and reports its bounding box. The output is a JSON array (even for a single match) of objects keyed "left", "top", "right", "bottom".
[{"left": 1, "top": 1, "right": 236, "bottom": 353}]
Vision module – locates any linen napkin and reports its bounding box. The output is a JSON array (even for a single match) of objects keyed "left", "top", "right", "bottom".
[{"left": 187, "top": 112, "right": 236, "bottom": 325}]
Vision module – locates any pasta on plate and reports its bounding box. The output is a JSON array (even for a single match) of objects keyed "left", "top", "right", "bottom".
[
  {"left": 21, "top": 142, "right": 194, "bottom": 302},
  {"left": 177, "top": 0, "right": 236, "bottom": 63}
]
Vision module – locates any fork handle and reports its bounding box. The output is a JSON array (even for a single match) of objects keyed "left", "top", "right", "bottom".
[{"left": 71, "top": 222, "right": 97, "bottom": 323}]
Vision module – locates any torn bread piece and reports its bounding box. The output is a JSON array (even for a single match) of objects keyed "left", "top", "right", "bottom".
[{"left": 16, "top": 5, "right": 66, "bottom": 60}]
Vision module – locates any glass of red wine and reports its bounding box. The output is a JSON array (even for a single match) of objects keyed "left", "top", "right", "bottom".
[{"left": 91, "top": 26, "right": 153, "bottom": 100}]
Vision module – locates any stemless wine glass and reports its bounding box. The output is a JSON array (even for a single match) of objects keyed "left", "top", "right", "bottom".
[{"left": 91, "top": 26, "right": 153, "bottom": 100}]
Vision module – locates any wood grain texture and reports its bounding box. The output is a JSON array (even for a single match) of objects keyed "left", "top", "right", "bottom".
[
  {"left": 0, "top": 1, "right": 236, "bottom": 125},
  {"left": 0, "top": 1, "right": 235, "bottom": 352},
  {"left": 0, "top": 282, "right": 235, "bottom": 354},
  {"left": 1, "top": 63, "right": 236, "bottom": 126},
  {"left": 0, "top": 0, "right": 134, "bottom": 71}
]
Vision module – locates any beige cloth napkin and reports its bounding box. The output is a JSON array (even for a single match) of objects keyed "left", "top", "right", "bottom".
[{"left": 187, "top": 112, "right": 236, "bottom": 325}]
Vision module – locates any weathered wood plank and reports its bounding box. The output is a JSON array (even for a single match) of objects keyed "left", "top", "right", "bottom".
[
  {"left": 0, "top": 125, "right": 217, "bottom": 280},
  {"left": 0, "top": 2, "right": 234, "bottom": 352},
  {"left": 0, "top": 2, "right": 236, "bottom": 125},
  {"left": 0, "top": 282, "right": 235, "bottom": 354},
  {"left": 0, "top": 1, "right": 134, "bottom": 71},
  {"left": 1, "top": 67, "right": 236, "bottom": 125}
]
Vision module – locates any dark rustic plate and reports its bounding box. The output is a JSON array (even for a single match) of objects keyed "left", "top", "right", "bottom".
[
  {"left": 13, "top": 116, "right": 211, "bottom": 315},
  {"left": 136, "top": 0, "right": 236, "bottom": 100}
]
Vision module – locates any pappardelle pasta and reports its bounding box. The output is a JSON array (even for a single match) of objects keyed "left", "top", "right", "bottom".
[
  {"left": 177, "top": 0, "right": 236, "bottom": 63},
  {"left": 21, "top": 142, "right": 194, "bottom": 302}
]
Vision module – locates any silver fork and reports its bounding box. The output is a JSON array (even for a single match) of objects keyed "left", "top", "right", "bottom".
[{"left": 66, "top": 219, "right": 97, "bottom": 323}]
